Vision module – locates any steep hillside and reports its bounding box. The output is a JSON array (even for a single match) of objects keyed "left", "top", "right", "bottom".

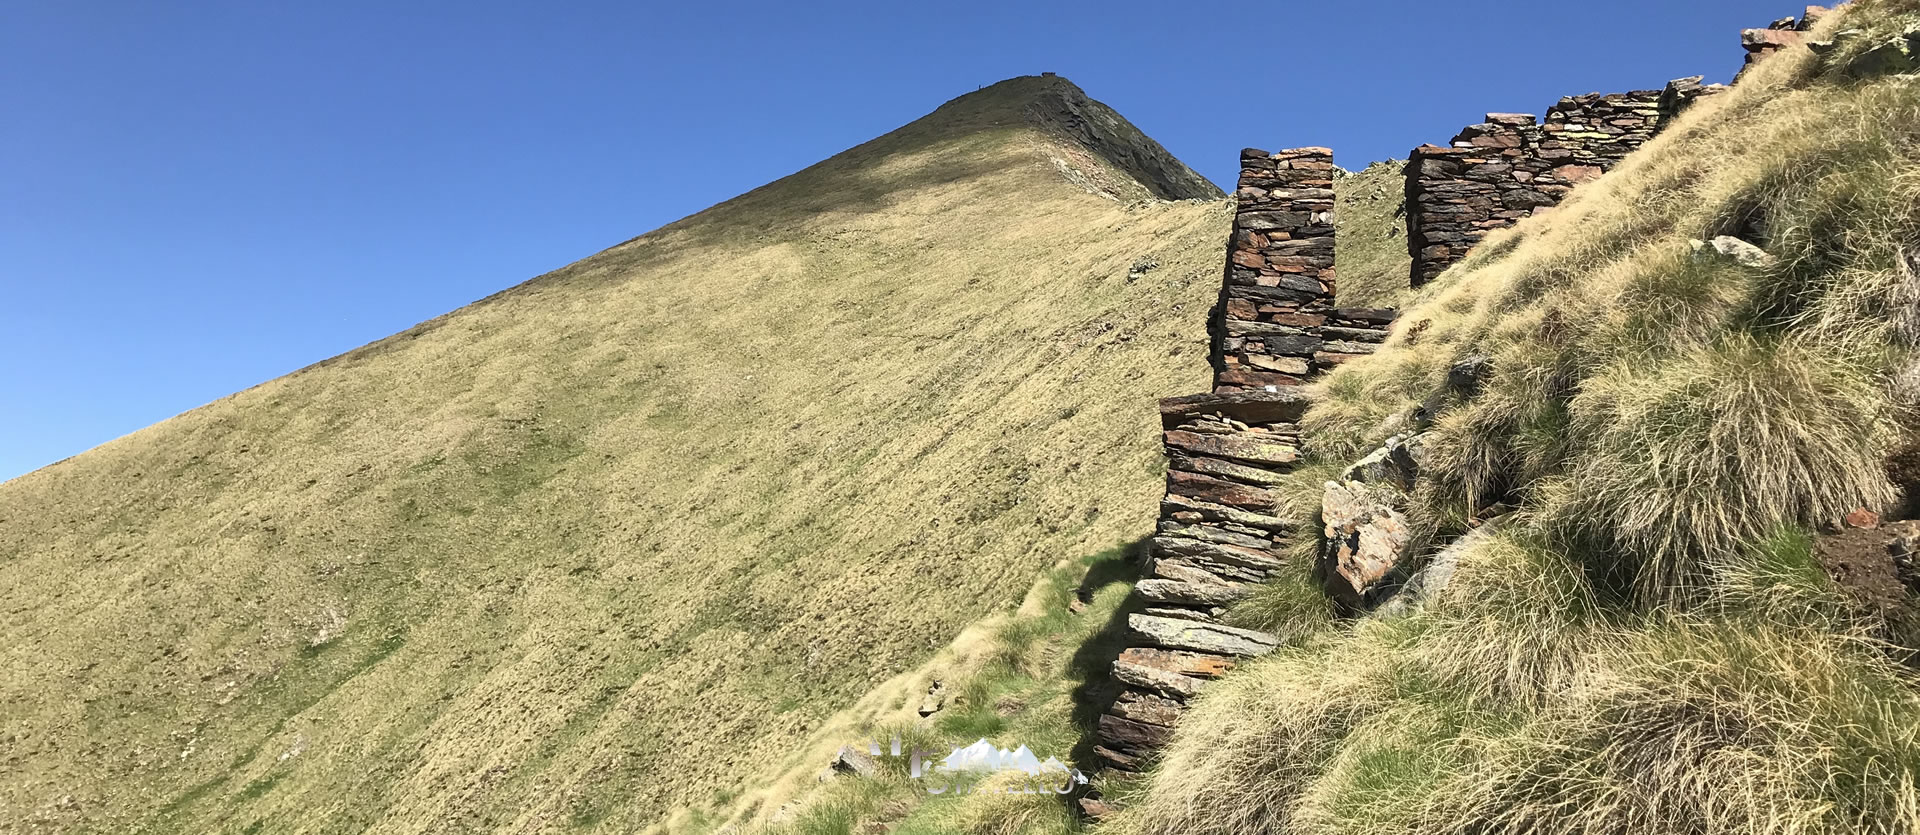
[
  {"left": 1332, "top": 161, "right": 1411, "bottom": 309},
  {"left": 0, "top": 75, "right": 1231, "bottom": 833},
  {"left": 1113, "top": 2, "right": 1920, "bottom": 833}
]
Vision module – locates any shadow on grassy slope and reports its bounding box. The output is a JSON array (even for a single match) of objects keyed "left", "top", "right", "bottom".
[
  {"left": 744, "top": 541, "right": 1148, "bottom": 835},
  {"left": 1065, "top": 540, "right": 1149, "bottom": 770}
]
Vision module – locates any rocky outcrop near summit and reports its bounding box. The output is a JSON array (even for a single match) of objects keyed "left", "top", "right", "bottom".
[{"left": 1022, "top": 74, "right": 1225, "bottom": 202}]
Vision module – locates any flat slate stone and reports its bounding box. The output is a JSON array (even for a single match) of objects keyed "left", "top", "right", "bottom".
[
  {"left": 1127, "top": 614, "right": 1280, "bottom": 657},
  {"left": 1165, "top": 430, "right": 1302, "bottom": 467},
  {"left": 1118, "top": 646, "right": 1238, "bottom": 679},
  {"left": 1137, "top": 578, "right": 1251, "bottom": 607},
  {"left": 1112, "top": 690, "right": 1186, "bottom": 727},
  {"left": 1159, "top": 389, "right": 1314, "bottom": 426},
  {"left": 1225, "top": 319, "right": 1315, "bottom": 339},
  {"left": 1167, "top": 471, "right": 1280, "bottom": 512},
  {"left": 1149, "top": 557, "right": 1243, "bottom": 587},
  {"left": 1169, "top": 453, "right": 1287, "bottom": 486},
  {"left": 1099, "top": 713, "right": 1176, "bottom": 750},
  {"left": 1091, "top": 744, "right": 1143, "bottom": 772},
  {"left": 1151, "top": 535, "right": 1285, "bottom": 571},
  {"left": 1155, "top": 521, "right": 1275, "bottom": 551},
  {"left": 1111, "top": 657, "right": 1209, "bottom": 699},
  {"left": 1161, "top": 494, "right": 1295, "bottom": 532},
  {"left": 1152, "top": 555, "right": 1267, "bottom": 585}
]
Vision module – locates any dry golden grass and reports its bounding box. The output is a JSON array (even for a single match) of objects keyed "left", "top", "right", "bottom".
[
  {"left": 1332, "top": 161, "right": 1414, "bottom": 310},
  {"left": 0, "top": 76, "right": 1230, "bottom": 833},
  {"left": 1110, "top": 531, "right": 1920, "bottom": 835}
]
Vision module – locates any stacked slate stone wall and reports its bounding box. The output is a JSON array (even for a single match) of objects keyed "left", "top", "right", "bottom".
[
  {"left": 1085, "top": 4, "right": 1836, "bottom": 812},
  {"left": 1217, "top": 147, "right": 1396, "bottom": 391},
  {"left": 1085, "top": 150, "right": 1398, "bottom": 787},
  {"left": 1404, "top": 7, "right": 1829, "bottom": 289},
  {"left": 1404, "top": 90, "right": 1664, "bottom": 287}
]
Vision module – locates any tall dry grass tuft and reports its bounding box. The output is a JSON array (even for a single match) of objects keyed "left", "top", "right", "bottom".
[
  {"left": 1543, "top": 336, "right": 1895, "bottom": 597},
  {"left": 1109, "top": 533, "right": 1920, "bottom": 835}
]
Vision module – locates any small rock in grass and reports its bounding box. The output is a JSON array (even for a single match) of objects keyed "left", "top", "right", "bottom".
[
  {"left": 1690, "top": 236, "right": 1776, "bottom": 269},
  {"left": 828, "top": 745, "right": 880, "bottom": 777}
]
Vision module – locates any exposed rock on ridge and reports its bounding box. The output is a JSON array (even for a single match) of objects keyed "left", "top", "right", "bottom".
[{"left": 1015, "top": 75, "right": 1225, "bottom": 202}]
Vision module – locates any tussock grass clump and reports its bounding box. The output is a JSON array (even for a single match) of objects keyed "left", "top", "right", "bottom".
[
  {"left": 1110, "top": 533, "right": 1920, "bottom": 835},
  {"left": 1543, "top": 336, "right": 1896, "bottom": 595}
]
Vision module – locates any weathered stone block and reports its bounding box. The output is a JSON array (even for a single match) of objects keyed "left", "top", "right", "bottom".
[
  {"left": 1320, "top": 479, "right": 1412, "bottom": 606},
  {"left": 1111, "top": 689, "right": 1186, "bottom": 727},
  {"left": 1169, "top": 452, "right": 1287, "bottom": 486},
  {"left": 1099, "top": 713, "right": 1175, "bottom": 750},
  {"left": 1111, "top": 658, "right": 1208, "bottom": 700},
  {"left": 1160, "top": 494, "right": 1294, "bottom": 532},
  {"left": 1119, "top": 647, "right": 1237, "bottom": 679},
  {"left": 1127, "top": 614, "right": 1280, "bottom": 657},
  {"left": 1159, "top": 389, "right": 1314, "bottom": 425},
  {"left": 1136, "top": 577, "right": 1251, "bottom": 607},
  {"left": 1151, "top": 535, "right": 1285, "bottom": 571}
]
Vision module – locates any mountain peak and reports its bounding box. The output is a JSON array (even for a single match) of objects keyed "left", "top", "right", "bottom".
[{"left": 911, "top": 74, "right": 1223, "bottom": 202}]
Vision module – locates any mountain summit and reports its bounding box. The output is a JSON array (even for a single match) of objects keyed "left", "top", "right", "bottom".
[{"left": 0, "top": 76, "right": 1231, "bottom": 831}]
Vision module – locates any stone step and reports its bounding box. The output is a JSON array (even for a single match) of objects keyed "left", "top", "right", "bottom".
[
  {"left": 1137, "top": 578, "right": 1251, "bottom": 608},
  {"left": 1151, "top": 535, "right": 1286, "bottom": 572},
  {"left": 1098, "top": 713, "right": 1175, "bottom": 750},
  {"left": 1167, "top": 471, "right": 1281, "bottom": 512},
  {"left": 1127, "top": 614, "right": 1281, "bottom": 657},
  {"left": 1161, "top": 494, "right": 1295, "bottom": 532},
  {"left": 1117, "top": 647, "right": 1238, "bottom": 680},
  {"left": 1111, "top": 657, "right": 1210, "bottom": 700},
  {"left": 1168, "top": 453, "right": 1287, "bottom": 486},
  {"left": 1111, "top": 690, "right": 1185, "bottom": 727},
  {"left": 1159, "top": 389, "right": 1313, "bottom": 426},
  {"left": 1155, "top": 521, "right": 1276, "bottom": 552},
  {"left": 1163, "top": 429, "right": 1302, "bottom": 467}
]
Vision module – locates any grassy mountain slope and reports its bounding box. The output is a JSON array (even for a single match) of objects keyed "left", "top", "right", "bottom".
[
  {"left": 1332, "top": 161, "right": 1412, "bottom": 310},
  {"left": 1112, "top": 3, "right": 1920, "bottom": 833},
  {"left": 0, "top": 75, "right": 1232, "bottom": 833}
]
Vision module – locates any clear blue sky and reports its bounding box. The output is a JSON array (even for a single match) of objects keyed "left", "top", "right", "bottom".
[{"left": 1, "top": 0, "right": 1776, "bottom": 481}]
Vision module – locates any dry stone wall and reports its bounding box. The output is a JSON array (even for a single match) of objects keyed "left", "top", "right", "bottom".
[
  {"left": 1741, "top": 6, "right": 1829, "bottom": 76},
  {"left": 1084, "top": 4, "right": 1834, "bottom": 813},
  {"left": 1404, "top": 91, "right": 1664, "bottom": 286},
  {"left": 1404, "top": 6, "right": 1828, "bottom": 288},
  {"left": 1085, "top": 150, "right": 1398, "bottom": 786},
  {"left": 1218, "top": 148, "right": 1396, "bottom": 391}
]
